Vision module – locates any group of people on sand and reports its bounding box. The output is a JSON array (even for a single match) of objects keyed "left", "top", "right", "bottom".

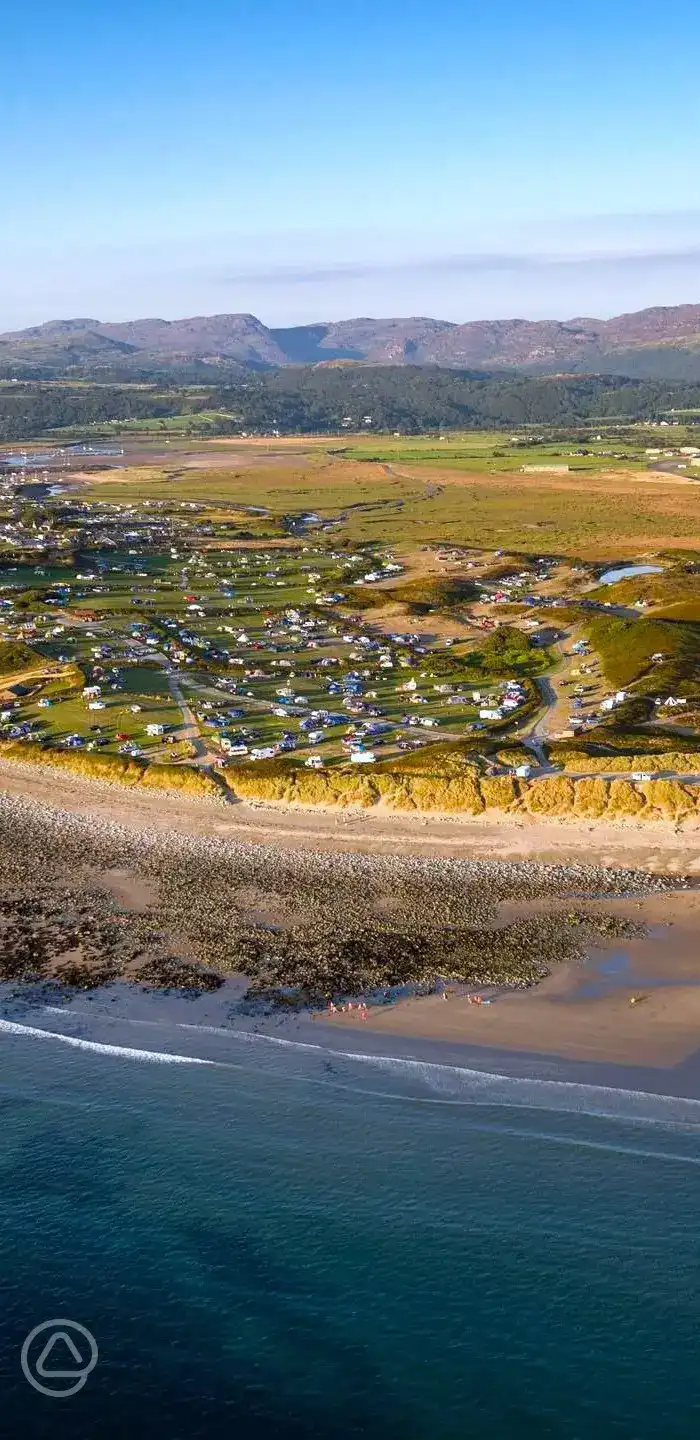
[
  {"left": 325, "top": 988, "right": 494, "bottom": 1018},
  {"left": 327, "top": 999, "right": 369, "bottom": 1020}
]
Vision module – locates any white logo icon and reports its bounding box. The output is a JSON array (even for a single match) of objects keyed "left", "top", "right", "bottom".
[{"left": 21, "top": 1319, "right": 98, "bottom": 1398}]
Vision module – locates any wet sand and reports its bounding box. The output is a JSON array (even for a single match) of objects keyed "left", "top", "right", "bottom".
[
  {"left": 6, "top": 967, "right": 700, "bottom": 1104},
  {"left": 327, "top": 890, "right": 700, "bottom": 1068}
]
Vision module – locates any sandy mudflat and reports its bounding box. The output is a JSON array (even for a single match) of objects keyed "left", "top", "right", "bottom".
[{"left": 1, "top": 759, "right": 700, "bottom": 872}]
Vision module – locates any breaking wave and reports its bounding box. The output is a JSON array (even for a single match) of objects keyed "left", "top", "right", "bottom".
[
  {"left": 7, "top": 1009, "right": 700, "bottom": 1129},
  {"left": 172, "top": 1023, "right": 700, "bottom": 1126},
  {"left": 0, "top": 1017, "right": 218, "bottom": 1065}
]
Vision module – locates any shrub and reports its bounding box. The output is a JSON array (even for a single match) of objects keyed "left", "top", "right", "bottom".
[
  {"left": 495, "top": 745, "right": 533, "bottom": 768},
  {"left": 552, "top": 748, "right": 700, "bottom": 774},
  {"left": 640, "top": 778, "right": 696, "bottom": 819},
  {"left": 473, "top": 626, "right": 545, "bottom": 677},
  {"left": 480, "top": 775, "right": 520, "bottom": 809},
  {"left": 351, "top": 576, "right": 479, "bottom": 614},
  {"left": 0, "top": 740, "right": 220, "bottom": 797},
  {"left": 400, "top": 776, "right": 450, "bottom": 810},
  {"left": 140, "top": 764, "right": 220, "bottom": 798},
  {"left": 227, "top": 769, "right": 291, "bottom": 802},
  {"left": 605, "top": 779, "right": 646, "bottom": 816},
  {"left": 373, "top": 773, "right": 416, "bottom": 808},
  {"left": 376, "top": 741, "right": 481, "bottom": 775},
  {"left": 0, "top": 641, "right": 42, "bottom": 675}
]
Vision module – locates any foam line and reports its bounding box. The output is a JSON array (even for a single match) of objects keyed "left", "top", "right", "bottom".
[
  {"left": 0, "top": 1017, "right": 218, "bottom": 1065},
  {"left": 177, "top": 1024, "right": 700, "bottom": 1126},
  {"left": 23, "top": 1010, "right": 700, "bottom": 1127}
]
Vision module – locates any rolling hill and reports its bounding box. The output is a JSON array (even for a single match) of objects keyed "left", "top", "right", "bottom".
[{"left": 3, "top": 304, "right": 700, "bottom": 379}]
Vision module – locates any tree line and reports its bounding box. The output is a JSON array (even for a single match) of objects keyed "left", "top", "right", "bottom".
[{"left": 1, "top": 368, "right": 700, "bottom": 443}]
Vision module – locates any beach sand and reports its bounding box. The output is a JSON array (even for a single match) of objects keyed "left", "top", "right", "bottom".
[
  {"left": 1, "top": 757, "right": 700, "bottom": 1075},
  {"left": 1, "top": 757, "right": 700, "bottom": 872},
  {"left": 326, "top": 890, "right": 700, "bottom": 1067}
]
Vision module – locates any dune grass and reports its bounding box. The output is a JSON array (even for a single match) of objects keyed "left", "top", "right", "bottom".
[
  {"left": 223, "top": 757, "right": 700, "bottom": 821},
  {"left": 0, "top": 740, "right": 221, "bottom": 798}
]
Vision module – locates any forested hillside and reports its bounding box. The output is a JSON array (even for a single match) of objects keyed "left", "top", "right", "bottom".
[{"left": 1, "top": 368, "right": 700, "bottom": 443}]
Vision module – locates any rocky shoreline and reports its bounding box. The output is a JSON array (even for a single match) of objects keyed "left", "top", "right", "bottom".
[{"left": 0, "top": 791, "right": 688, "bottom": 1007}]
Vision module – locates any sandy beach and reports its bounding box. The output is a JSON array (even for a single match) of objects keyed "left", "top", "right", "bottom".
[
  {"left": 326, "top": 889, "right": 700, "bottom": 1068},
  {"left": 1, "top": 757, "right": 699, "bottom": 1080}
]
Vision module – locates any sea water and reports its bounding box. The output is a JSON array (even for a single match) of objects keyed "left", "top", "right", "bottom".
[{"left": 1, "top": 1007, "right": 699, "bottom": 1438}]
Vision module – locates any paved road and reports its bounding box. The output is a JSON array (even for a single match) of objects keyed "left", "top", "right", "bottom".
[
  {"left": 519, "top": 642, "right": 569, "bottom": 762},
  {"left": 150, "top": 654, "right": 220, "bottom": 766},
  {"left": 560, "top": 769, "right": 700, "bottom": 782}
]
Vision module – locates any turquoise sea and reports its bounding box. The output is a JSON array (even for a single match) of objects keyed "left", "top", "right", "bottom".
[{"left": 1, "top": 1004, "right": 700, "bottom": 1438}]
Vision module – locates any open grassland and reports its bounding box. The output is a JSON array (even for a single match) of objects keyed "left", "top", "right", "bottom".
[
  {"left": 73, "top": 445, "right": 700, "bottom": 560},
  {"left": 338, "top": 437, "right": 648, "bottom": 474},
  {"left": 584, "top": 614, "right": 700, "bottom": 696},
  {"left": 77, "top": 460, "right": 415, "bottom": 511}
]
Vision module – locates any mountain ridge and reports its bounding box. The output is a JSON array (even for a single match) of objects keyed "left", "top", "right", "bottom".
[{"left": 3, "top": 303, "right": 700, "bottom": 379}]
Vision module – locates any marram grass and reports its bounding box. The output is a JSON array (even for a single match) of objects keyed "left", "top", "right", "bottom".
[
  {"left": 0, "top": 740, "right": 698, "bottom": 821},
  {"left": 225, "top": 761, "right": 700, "bottom": 821},
  {"left": 0, "top": 742, "right": 220, "bottom": 799}
]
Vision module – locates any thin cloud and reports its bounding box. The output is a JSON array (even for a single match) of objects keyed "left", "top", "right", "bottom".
[{"left": 219, "top": 246, "right": 700, "bottom": 287}]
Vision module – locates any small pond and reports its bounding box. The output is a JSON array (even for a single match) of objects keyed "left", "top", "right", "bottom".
[{"left": 599, "top": 564, "right": 663, "bottom": 586}]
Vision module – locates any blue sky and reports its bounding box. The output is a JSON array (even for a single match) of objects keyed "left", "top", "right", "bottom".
[{"left": 2, "top": 0, "right": 700, "bottom": 328}]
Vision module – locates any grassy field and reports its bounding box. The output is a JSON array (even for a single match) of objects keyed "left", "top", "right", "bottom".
[
  {"left": 70, "top": 434, "right": 700, "bottom": 560},
  {"left": 584, "top": 614, "right": 700, "bottom": 696}
]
